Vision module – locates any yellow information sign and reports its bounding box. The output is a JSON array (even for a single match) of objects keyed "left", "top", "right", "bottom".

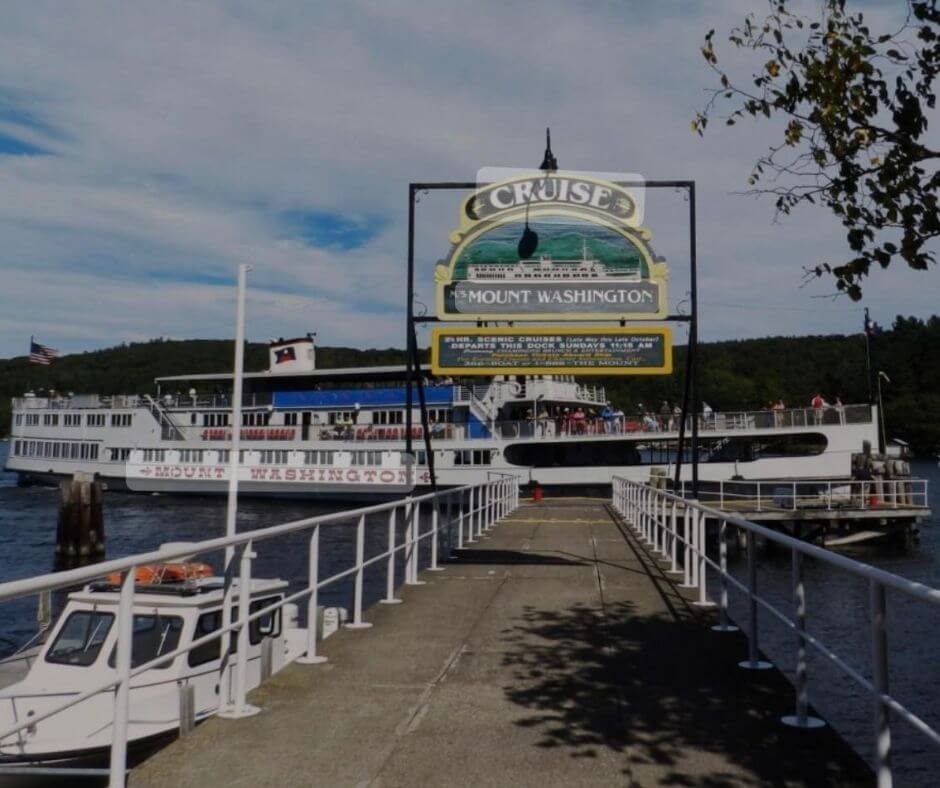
[{"left": 431, "top": 326, "right": 673, "bottom": 377}]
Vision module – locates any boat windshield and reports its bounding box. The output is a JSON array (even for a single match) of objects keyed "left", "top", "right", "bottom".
[
  {"left": 108, "top": 614, "right": 184, "bottom": 670},
  {"left": 45, "top": 611, "right": 114, "bottom": 667}
]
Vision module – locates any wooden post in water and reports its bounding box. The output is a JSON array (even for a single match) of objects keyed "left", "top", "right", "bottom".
[{"left": 55, "top": 473, "right": 105, "bottom": 564}]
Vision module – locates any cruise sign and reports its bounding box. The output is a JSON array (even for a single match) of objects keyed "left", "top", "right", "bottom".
[{"left": 435, "top": 172, "right": 668, "bottom": 322}]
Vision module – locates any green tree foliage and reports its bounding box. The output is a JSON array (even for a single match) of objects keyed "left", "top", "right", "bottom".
[
  {"left": 1, "top": 319, "right": 937, "bottom": 454},
  {"left": 598, "top": 315, "right": 940, "bottom": 455},
  {"left": 693, "top": 0, "right": 940, "bottom": 298}
]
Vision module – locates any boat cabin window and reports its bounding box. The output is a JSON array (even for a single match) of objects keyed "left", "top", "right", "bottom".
[
  {"left": 249, "top": 597, "right": 282, "bottom": 645},
  {"left": 107, "top": 615, "right": 183, "bottom": 670},
  {"left": 45, "top": 611, "right": 114, "bottom": 667},
  {"left": 188, "top": 610, "right": 223, "bottom": 667},
  {"left": 187, "top": 599, "right": 282, "bottom": 666}
]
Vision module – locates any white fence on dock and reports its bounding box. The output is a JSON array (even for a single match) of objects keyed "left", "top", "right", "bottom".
[
  {"left": 674, "top": 478, "right": 930, "bottom": 513},
  {"left": 612, "top": 476, "right": 940, "bottom": 788},
  {"left": 0, "top": 476, "right": 521, "bottom": 787}
]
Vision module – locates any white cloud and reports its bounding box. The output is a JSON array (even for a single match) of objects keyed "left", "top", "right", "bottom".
[{"left": 0, "top": 0, "right": 935, "bottom": 358}]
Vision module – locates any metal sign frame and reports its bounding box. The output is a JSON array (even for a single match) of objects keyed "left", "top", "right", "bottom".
[{"left": 405, "top": 178, "right": 701, "bottom": 495}]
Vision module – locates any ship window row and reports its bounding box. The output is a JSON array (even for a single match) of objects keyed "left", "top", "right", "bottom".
[
  {"left": 260, "top": 450, "right": 289, "bottom": 465},
  {"left": 143, "top": 449, "right": 166, "bottom": 462},
  {"left": 502, "top": 434, "right": 829, "bottom": 468},
  {"left": 243, "top": 412, "right": 271, "bottom": 427},
  {"left": 372, "top": 410, "right": 404, "bottom": 425},
  {"left": 453, "top": 450, "right": 493, "bottom": 466},
  {"left": 12, "top": 440, "right": 99, "bottom": 460},
  {"left": 203, "top": 413, "right": 231, "bottom": 427},
  {"left": 303, "top": 450, "right": 336, "bottom": 465},
  {"left": 179, "top": 449, "right": 205, "bottom": 464},
  {"left": 352, "top": 450, "right": 383, "bottom": 466},
  {"left": 16, "top": 412, "right": 132, "bottom": 428},
  {"left": 110, "top": 448, "right": 132, "bottom": 462}
]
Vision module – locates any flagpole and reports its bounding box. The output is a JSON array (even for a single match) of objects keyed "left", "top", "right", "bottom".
[
  {"left": 864, "top": 308, "right": 874, "bottom": 405},
  {"left": 220, "top": 263, "right": 250, "bottom": 716}
]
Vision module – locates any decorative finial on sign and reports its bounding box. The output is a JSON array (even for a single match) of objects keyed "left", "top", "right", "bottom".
[{"left": 539, "top": 127, "right": 558, "bottom": 172}]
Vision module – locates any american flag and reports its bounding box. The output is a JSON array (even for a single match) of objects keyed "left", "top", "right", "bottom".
[{"left": 29, "top": 339, "right": 59, "bottom": 365}]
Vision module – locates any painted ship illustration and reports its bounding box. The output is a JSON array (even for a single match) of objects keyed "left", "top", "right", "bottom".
[{"left": 465, "top": 240, "right": 640, "bottom": 282}]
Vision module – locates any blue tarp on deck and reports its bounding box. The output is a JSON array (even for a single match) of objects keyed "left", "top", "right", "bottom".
[{"left": 273, "top": 386, "right": 455, "bottom": 409}]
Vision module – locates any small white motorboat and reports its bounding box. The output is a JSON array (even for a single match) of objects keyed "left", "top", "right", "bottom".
[{"left": 0, "top": 563, "right": 314, "bottom": 764}]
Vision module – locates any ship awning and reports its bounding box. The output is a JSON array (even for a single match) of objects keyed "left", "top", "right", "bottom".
[{"left": 155, "top": 364, "right": 432, "bottom": 388}]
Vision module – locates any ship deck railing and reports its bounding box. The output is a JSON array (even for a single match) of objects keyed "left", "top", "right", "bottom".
[
  {"left": 612, "top": 476, "right": 940, "bottom": 788},
  {"left": 156, "top": 404, "right": 873, "bottom": 444},
  {"left": 0, "top": 475, "right": 522, "bottom": 787}
]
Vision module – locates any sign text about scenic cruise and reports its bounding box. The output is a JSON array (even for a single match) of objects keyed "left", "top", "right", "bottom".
[{"left": 432, "top": 328, "right": 672, "bottom": 376}]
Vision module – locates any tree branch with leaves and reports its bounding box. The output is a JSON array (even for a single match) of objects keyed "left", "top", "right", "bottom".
[{"left": 693, "top": 0, "right": 939, "bottom": 299}]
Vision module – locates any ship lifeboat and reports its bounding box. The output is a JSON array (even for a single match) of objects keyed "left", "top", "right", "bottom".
[{"left": 106, "top": 562, "right": 214, "bottom": 586}]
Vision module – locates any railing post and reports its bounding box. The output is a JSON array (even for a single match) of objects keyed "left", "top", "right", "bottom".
[
  {"left": 429, "top": 497, "right": 444, "bottom": 571},
  {"left": 456, "top": 490, "right": 465, "bottom": 549},
  {"left": 380, "top": 508, "right": 403, "bottom": 605},
  {"left": 694, "top": 510, "right": 714, "bottom": 608},
  {"left": 406, "top": 500, "right": 426, "bottom": 586},
  {"left": 487, "top": 482, "right": 493, "bottom": 529},
  {"left": 782, "top": 549, "right": 824, "bottom": 728},
  {"left": 658, "top": 495, "right": 667, "bottom": 555},
  {"left": 680, "top": 505, "right": 695, "bottom": 589},
  {"left": 720, "top": 479, "right": 724, "bottom": 508},
  {"left": 756, "top": 482, "right": 762, "bottom": 512},
  {"left": 711, "top": 520, "right": 737, "bottom": 631},
  {"left": 466, "top": 487, "right": 476, "bottom": 544},
  {"left": 108, "top": 567, "right": 136, "bottom": 788},
  {"left": 669, "top": 501, "right": 681, "bottom": 574},
  {"left": 298, "top": 525, "right": 329, "bottom": 662},
  {"left": 219, "top": 542, "right": 262, "bottom": 717},
  {"left": 870, "top": 579, "right": 893, "bottom": 788},
  {"left": 739, "top": 530, "right": 772, "bottom": 670},
  {"left": 346, "top": 514, "right": 373, "bottom": 629}
]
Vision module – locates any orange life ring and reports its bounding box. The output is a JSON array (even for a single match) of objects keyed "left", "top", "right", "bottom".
[{"left": 106, "top": 562, "right": 214, "bottom": 586}]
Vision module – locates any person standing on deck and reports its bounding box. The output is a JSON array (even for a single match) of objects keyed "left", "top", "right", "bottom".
[
  {"left": 659, "top": 401, "right": 671, "bottom": 431},
  {"left": 601, "top": 402, "right": 614, "bottom": 434},
  {"left": 811, "top": 393, "right": 828, "bottom": 424}
]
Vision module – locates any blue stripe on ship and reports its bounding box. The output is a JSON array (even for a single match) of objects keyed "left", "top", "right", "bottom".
[{"left": 273, "top": 385, "right": 456, "bottom": 409}]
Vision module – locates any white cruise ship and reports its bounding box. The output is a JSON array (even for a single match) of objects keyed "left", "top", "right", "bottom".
[
  {"left": 4, "top": 336, "right": 879, "bottom": 498},
  {"left": 465, "top": 239, "right": 641, "bottom": 282}
]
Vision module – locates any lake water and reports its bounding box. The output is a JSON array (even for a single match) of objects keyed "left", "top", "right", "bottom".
[{"left": 0, "top": 442, "right": 937, "bottom": 784}]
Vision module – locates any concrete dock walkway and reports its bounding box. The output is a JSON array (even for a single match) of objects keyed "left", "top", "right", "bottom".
[{"left": 130, "top": 501, "right": 872, "bottom": 787}]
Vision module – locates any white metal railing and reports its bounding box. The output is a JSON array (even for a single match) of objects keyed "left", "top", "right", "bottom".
[
  {"left": 675, "top": 478, "right": 930, "bottom": 512},
  {"left": 611, "top": 476, "right": 940, "bottom": 788},
  {"left": 0, "top": 476, "right": 521, "bottom": 787}
]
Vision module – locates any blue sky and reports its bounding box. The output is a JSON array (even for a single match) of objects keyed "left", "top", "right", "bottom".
[{"left": 0, "top": 0, "right": 936, "bottom": 358}]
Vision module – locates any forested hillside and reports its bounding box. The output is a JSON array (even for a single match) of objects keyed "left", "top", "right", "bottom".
[{"left": 2, "top": 316, "right": 938, "bottom": 454}]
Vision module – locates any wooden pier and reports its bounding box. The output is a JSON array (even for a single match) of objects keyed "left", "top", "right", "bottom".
[{"left": 129, "top": 499, "right": 871, "bottom": 787}]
